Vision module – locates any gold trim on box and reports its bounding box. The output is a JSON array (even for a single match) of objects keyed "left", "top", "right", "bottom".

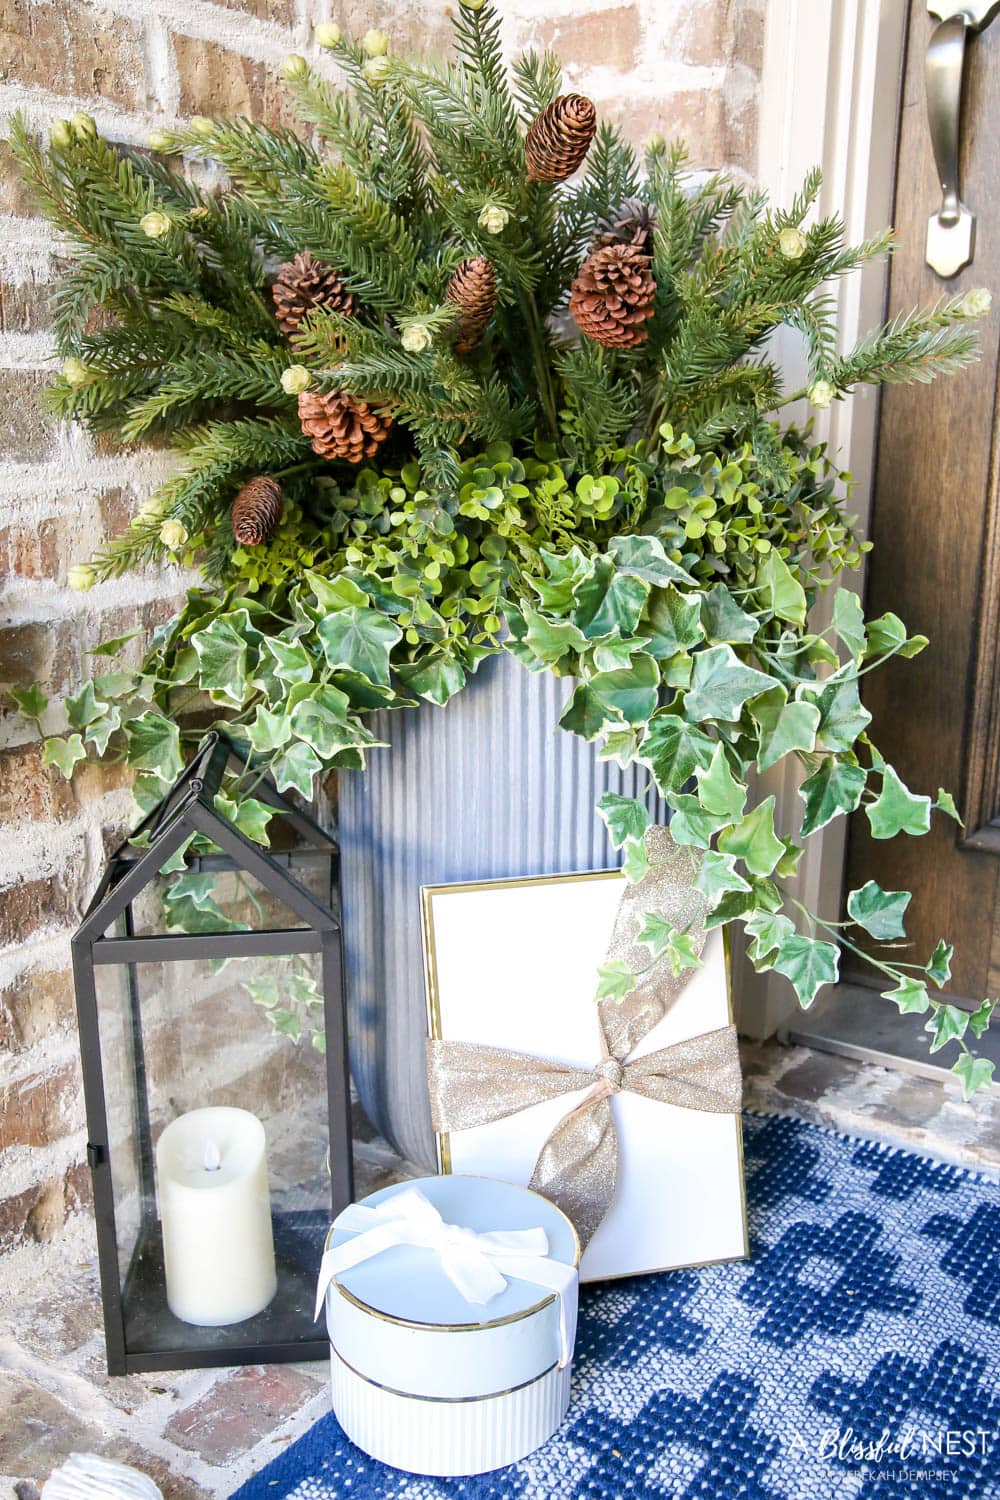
[
  {"left": 331, "top": 1344, "right": 561, "bottom": 1403},
  {"left": 421, "top": 869, "right": 750, "bottom": 1278}
]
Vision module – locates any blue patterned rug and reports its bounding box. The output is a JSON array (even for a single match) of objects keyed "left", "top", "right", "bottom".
[{"left": 232, "top": 1112, "right": 1000, "bottom": 1500}]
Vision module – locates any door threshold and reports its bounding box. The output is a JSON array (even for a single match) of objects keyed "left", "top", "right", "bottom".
[{"left": 777, "top": 983, "right": 1000, "bottom": 1086}]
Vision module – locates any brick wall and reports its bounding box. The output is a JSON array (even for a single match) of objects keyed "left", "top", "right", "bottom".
[{"left": 0, "top": 0, "right": 764, "bottom": 1278}]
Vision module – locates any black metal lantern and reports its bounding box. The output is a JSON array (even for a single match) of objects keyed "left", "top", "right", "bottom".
[{"left": 71, "top": 731, "right": 353, "bottom": 1374}]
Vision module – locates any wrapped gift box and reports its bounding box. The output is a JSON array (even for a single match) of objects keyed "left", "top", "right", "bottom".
[{"left": 316, "top": 1174, "right": 579, "bottom": 1476}]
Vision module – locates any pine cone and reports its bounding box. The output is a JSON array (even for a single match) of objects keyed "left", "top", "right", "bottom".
[
  {"left": 298, "top": 389, "right": 393, "bottom": 464},
  {"left": 272, "top": 252, "right": 355, "bottom": 338},
  {"left": 231, "top": 476, "right": 284, "bottom": 547},
  {"left": 569, "top": 243, "right": 656, "bottom": 350},
  {"left": 446, "top": 257, "right": 497, "bottom": 354},
  {"left": 525, "top": 94, "right": 597, "bottom": 184},
  {"left": 592, "top": 197, "right": 658, "bottom": 256}
]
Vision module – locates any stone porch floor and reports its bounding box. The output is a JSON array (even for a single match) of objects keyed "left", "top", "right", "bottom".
[{"left": 2, "top": 1039, "right": 997, "bottom": 1500}]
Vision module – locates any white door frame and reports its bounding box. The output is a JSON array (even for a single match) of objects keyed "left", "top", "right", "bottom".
[{"left": 736, "top": 0, "right": 911, "bottom": 1038}]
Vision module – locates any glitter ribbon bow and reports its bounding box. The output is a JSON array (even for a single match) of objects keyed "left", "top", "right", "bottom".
[{"left": 426, "top": 830, "right": 742, "bottom": 1247}]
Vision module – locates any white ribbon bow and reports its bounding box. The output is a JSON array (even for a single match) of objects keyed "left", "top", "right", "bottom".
[{"left": 315, "top": 1188, "right": 578, "bottom": 1367}]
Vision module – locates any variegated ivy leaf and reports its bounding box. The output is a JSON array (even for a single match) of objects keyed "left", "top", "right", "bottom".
[
  {"left": 934, "top": 787, "right": 964, "bottom": 826},
  {"left": 307, "top": 570, "right": 368, "bottom": 612},
  {"left": 924, "top": 1002, "right": 969, "bottom": 1053},
  {"left": 312, "top": 1031, "right": 328, "bottom": 1054},
  {"left": 882, "top": 976, "right": 930, "bottom": 1014},
  {"left": 573, "top": 561, "right": 649, "bottom": 641},
  {"left": 190, "top": 616, "right": 249, "bottom": 707},
  {"left": 641, "top": 585, "right": 704, "bottom": 659},
  {"left": 244, "top": 977, "right": 280, "bottom": 1009},
  {"left": 700, "top": 585, "right": 758, "bottom": 645},
  {"left": 798, "top": 758, "right": 866, "bottom": 837},
  {"left": 530, "top": 546, "right": 594, "bottom": 612},
  {"left": 951, "top": 1053, "right": 995, "bottom": 1100},
  {"left": 608, "top": 534, "right": 696, "bottom": 588},
  {"left": 598, "top": 729, "right": 642, "bottom": 768},
  {"left": 290, "top": 688, "right": 354, "bottom": 759},
  {"left": 969, "top": 998, "right": 995, "bottom": 1038},
  {"left": 636, "top": 912, "right": 702, "bottom": 976},
  {"left": 42, "top": 734, "right": 86, "bottom": 779},
  {"left": 749, "top": 686, "right": 820, "bottom": 774},
  {"left": 773, "top": 931, "right": 840, "bottom": 1007},
  {"left": 833, "top": 588, "right": 867, "bottom": 661},
  {"left": 125, "top": 711, "right": 184, "bottom": 782},
  {"left": 744, "top": 910, "right": 797, "bottom": 969},
  {"left": 396, "top": 652, "right": 467, "bottom": 705},
  {"left": 798, "top": 675, "right": 871, "bottom": 753},
  {"left": 694, "top": 850, "right": 751, "bottom": 905},
  {"left": 317, "top": 606, "right": 401, "bottom": 687},
  {"left": 866, "top": 611, "right": 928, "bottom": 660},
  {"left": 683, "top": 645, "right": 774, "bottom": 724},
  {"left": 718, "top": 796, "right": 784, "bottom": 877},
  {"left": 597, "top": 792, "right": 651, "bottom": 850},
  {"left": 592, "top": 636, "right": 648, "bottom": 673},
  {"left": 65, "top": 682, "right": 108, "bottom": 731},
  {"left": 754, "top": 549, "right": 807, "bottom": 627},
  {"left": 271, "top": 740, "right": 322, "bottom": 799},
  {"left": 595, "top": 959, "right": 638, "bottom": 1004},
  {"left": 926, "top": 939, "right": 954, "bottom": 988},
  {"left": 260, "top": 635, "right": 313, "bottom": 688},
  {"left": 270, "top": 1008, "right": 301, "bottom": 1042},
  {"left": 85, "top": 703, "right": 122, "bottom": 757},
  {"left": 638, "top": 714, "right": 715, "bottom": 795},
  {"left": 247, "top": 705, "right": 292, "bottom": 755},
  {"left": 88, "top": 630, "right": 141, "bottom": 657},
  {"left": 12, "top": 684, "right": 48, "bottom": 722},
  {"left": 846, "top": 880, "right": 911, "bottom": 941},
  {"left": 214, "top": 792, "right": 273, "bottom": 846},
  {"left": 866, "top": 766, "right": 932, "bottom": 839},
  {"left": 287, "top": 972, "right": 323, "bottom": 1008},
  {"left": 665, "top": 793, "right": 729, "bottom": 849},
  {"left": 694, "top": 744, "right": 747, "bottom": 822},
  {"left": 621, "top": 835, "right": 650, "bottom": 884},
  {"left": 522, "top": 604, "right": 587, "bottom": 666},
  {"left": 162, "top": 873, "right": 247, "bottom": 934}
]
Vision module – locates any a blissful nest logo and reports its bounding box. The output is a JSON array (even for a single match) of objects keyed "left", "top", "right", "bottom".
[{"left": 791, "top": 1425, "right": 995, "bottom": 1482}]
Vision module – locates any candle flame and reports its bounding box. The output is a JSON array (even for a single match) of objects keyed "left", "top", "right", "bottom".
[{"left": 203, "top": 1138, "right": 222, "bottom": 1172}]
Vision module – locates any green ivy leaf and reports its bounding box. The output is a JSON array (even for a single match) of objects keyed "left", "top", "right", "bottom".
[
  {"left": 247, "top": 705, "right": 292, "bottom": 755},
  {"left": 287, "top": 971, "right": 323, "bottom": 1008},
  {"left": 636, "top": 910, "right": 676, "bottom": 957},
  {"left": 846, "top": 880, "right": 911, "bottom": 940},
  {"left": 775, "top": 839, "right": 803, "bottom": 879},
  {"left": 694, "top": 850, "right": 751, "bottom": 904},
  {"left": 642, "top": 585, "right": 705, "bottom": 659},
  {"left": 597, "top": 793, "right": 651, "bottom": 850},
  {"left": 866, "top": 766, "right": 932, "bottom": 839},
  {"left": 261, "top": 635, "right": 313, "bottom": 687},
  {"left": 718, "top": 796, "right": 784, "bottom": 876},
  {"left": 866, "top": 611, "right": 928, "bottom": 660},
  {"left": 395, "top": 652, "right": 467, "bottom": 705},
  {"left": 290, "top": 691, "right": 355, "bottom": 759},
  {"left": 924, "top": 1003, "right": 969, "bottom": 1054},
  {"left": 573, "top": 563, "right": 649, "bottom": 641},
  {"left": 522, "top": 606, "right": 587, "bottom": 666},
  {"left": 799, "top": 676, "right": 872, "bottom": 752},
  {"left": 951, "top": 1053, "right": 995, "bottom": 1100},
  {"left": 968, "top": 998, "right": 995, "bottom": 1038},
  {"left": 270, "top": 1007, "right": 301, "bottom": 1042},
  {"left": 592, "top": 636, "right": 647, "bottom": 672},
  {"left": 755, "top": 549, "right": 807, "bottom": 627},
  {"left": 65, "top": 682, "right": 108, "bottom": 731},
  {"left": 558, "top": 680, "right": 625, "bottom": 740},
  {"left": 125, "top": 711, "right": 183, "bottom": 782},
  {"left": 586, "top": 655, "right": 660, "bottom": 726},
  {"left": 684, "top": 645, "right": 774, "bottom": 723},
  {"left": 608, "top": 535, "right": 696, "bottom": 588},
  {"left": 744, "top": 910, "right": 797, "bottom": 969},
  {"left": 88, "top": 630, "right": 140, "bottom": 657},
  {"left": 191, "top": 617, "right": 249, "bottom": 707},
  {"left": 214, "top": 792, "right": 273, "bottom": 846},
  {"left": 700, "top": 585, "right": 758, "bottom": 645},
  {"left": 749, "top": 687, "right": 820, "bottom": 774},
  {"left": 244, "top": 977, "right": 280, "bottom": 1009},
  {"left": 531, "top": 547, "right": 595, "bottom": 612},
  {"left": 307, "top": 571, "right": 368, "bottom": 611},
  {"left": 11, "top": 684, "right": 48, "bottom": 721},
  {"left": 934, "top": 788, "right": 964, "bottom": 826},
  {"left": 271, "top": 740, "right": 322, "bottom": 799},
  {"left": 621, "top": 835, "right": 651, "bottom": 884},
  {"left": 666, "top": 793, "right": 730, "bottom": 848},
  {"left": 318, "top": 606, "right": 401, "bottom": 687},
  {"left": 799, "top": 758, "right": 867, "bottom": 836},
  {"left": 42, "top": 734, "right": 86, "bottom": 779},
  {"left": 926, "top": 939, "right": 954, "bottom": 988},
  {"left": 162, "top": 872, "right": 247, "bottom": 934},
  {"left": 882, "top": 976, "right": 930, "bottom": 1014},
  {"left": 599, "top": 728, "right": 642, "bottom": 767},
  {"left": 773, "top": 931, "right": 840, "bottom": 1006},
  {"left": 638, "top": 714, "right": 715, "bottom": 794},
  {"left": 833, "top": 588, "right": 867, "bottom": 661},
  {"left": 703, "top": 887, "right": 757, "bottom": 928},
  {"left": 694, "top": 743, "right": 747, "bottom": 821},
  {"left": 595, "top": 959, "right": 638, "bottom": 1003}
]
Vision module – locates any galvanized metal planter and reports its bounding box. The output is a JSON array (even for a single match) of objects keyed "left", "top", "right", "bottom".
[{"left": 337, "top": 650, "right": 664, "bottom": 1167}]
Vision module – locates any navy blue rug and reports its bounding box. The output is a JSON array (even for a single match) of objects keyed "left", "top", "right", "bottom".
[{"left": 232, "top": 1112, "right": 1000, "bottom": 1500}]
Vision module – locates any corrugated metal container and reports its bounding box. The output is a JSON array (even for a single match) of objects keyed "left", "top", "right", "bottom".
[{"left": 338, "top": 649, "right": 664, "bottom": 1166}]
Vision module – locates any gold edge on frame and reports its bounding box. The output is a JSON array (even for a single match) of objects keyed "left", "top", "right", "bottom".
[{"left": 423, "top": 868, "right": 750, "bottom": 1274}]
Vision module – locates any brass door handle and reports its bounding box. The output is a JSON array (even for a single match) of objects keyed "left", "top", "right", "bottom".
[{"left": 925, "top": 3, "right": 1000, "bottom": 278}]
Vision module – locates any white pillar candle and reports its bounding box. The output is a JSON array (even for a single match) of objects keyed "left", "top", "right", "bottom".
[{"left": 155, "top": 1106, "right": 277, "bottom": 1327}]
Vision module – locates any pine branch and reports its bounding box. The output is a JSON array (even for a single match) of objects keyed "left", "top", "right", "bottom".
[
  {"left": 511, "top": 49, "right": 562, "bottom": 121},
  {"left": 830, "top": 299, "right": 981, "bottom": 390}
]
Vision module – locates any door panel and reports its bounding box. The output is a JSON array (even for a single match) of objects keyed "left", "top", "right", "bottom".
[{"left": 843, "top": 1, "right": 1000, "bottom": 1002}]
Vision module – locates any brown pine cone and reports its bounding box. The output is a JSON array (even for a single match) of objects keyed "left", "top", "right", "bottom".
[
  {"left": 592, "top": 197, "right": 658, "bottom": 256},
  {"left": 446, "top": 256, "right": 497, "bottom": 354},
  {"left": 569, "top": 243, "right": 656, "bottom": 350},
  {"left": 231, "top": 476, "right": 284, "bottom": 546},
  {"left": 272, "top": 252, "right": 355, "bottom": 338},
  {"left": 298, "top": 389, "right": 393, "bottom": 464},
  {"left": 525, "top": 94, "right": 597, "bottom": 184}
]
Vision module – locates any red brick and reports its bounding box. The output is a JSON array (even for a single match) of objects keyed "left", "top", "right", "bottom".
[
  {"left": 531, "top": 6, "right": 643, "bottom": 74},
  {"left": 0, "top": 0, "right": 145, "bottom": 107},
  {"left": 0, "top": 518, "right": 63, "bottom": 579},
  {"left": 0, "top": 742, "right": 76, "bottom": 822},
  {"left": 0, "top": 138, "right": 42, "bottom": 217},
  {"left": 0, "top": 870, "right": 78, "bottom": 947},
  {"left": 0, "top": 965, "right": 77, "bottom": 1052},
  {"left": 165, "top": 1364, "right": 322, "bottom": 1462},
  {"left": 0, "top": 1058, "right": 82, "bottom": 1151},
  {"left": 0, "top": 272, "right": 53, "bottom": 334},
  {"left": 0, "top": 371, "right": 59, "bottom": 460},
  {"left": 173, "top": 34, "right": 298, "bottom": 126},
  {"left": 203, "top": 0, "right": 296, "bottom": 22}
]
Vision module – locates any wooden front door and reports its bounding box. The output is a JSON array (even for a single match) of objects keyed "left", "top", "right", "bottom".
[{"left": 843, "top": 3, "right": 1000, "bottom": 1018}]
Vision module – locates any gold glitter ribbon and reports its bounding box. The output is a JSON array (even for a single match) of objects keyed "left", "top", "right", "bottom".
[{"left": 426, "top": 829, "right": 743, "bottom": 1247}]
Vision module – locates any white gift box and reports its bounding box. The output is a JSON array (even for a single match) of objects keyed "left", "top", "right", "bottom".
[
  {"left": 317, "top": 1174, "right": 580, "bottom": 1476},
  {"left": 422, "top": 869, "right": 748, "bottom": 1282}
]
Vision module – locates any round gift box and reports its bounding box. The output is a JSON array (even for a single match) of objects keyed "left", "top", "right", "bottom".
[{"left": 322, "top": 1174, "right": 580, "bottom": 1476}]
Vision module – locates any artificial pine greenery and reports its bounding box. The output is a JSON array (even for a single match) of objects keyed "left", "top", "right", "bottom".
[{"left": 11, "top": 1, "right": 995, "bottom": 1093}]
